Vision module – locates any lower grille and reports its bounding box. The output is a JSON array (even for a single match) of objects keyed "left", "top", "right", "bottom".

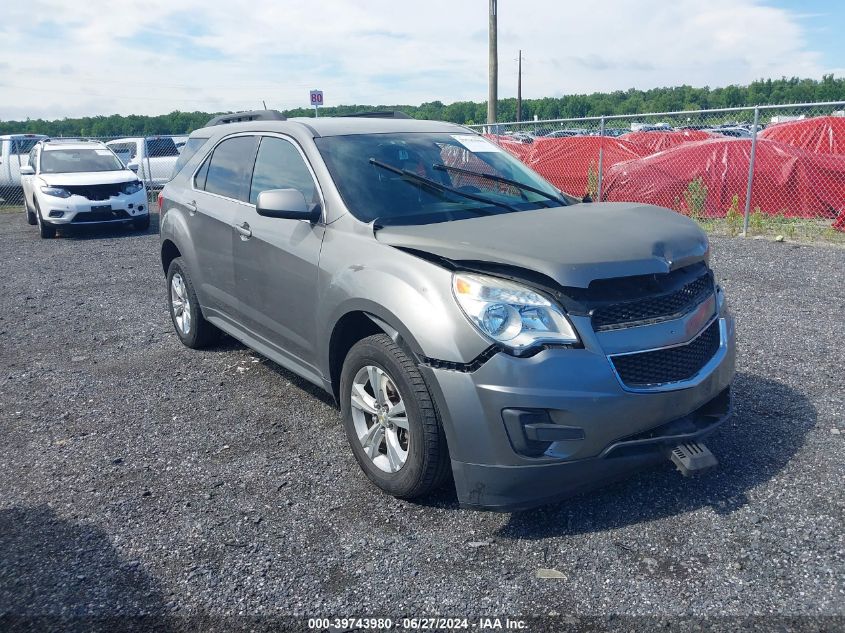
[
  {"left": 610, "top": 319, "right": 721, "bottom": 388},
  {"left": 71, "top": 209, "right": 131, "bottom": 223},
  {"left": 65, "top": 182, "right": 131, "bottom": 200}
]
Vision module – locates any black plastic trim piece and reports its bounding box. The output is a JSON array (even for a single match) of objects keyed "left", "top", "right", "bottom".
[
  {"left": 420, "top": 346, "right": 500, "bottom": 373},
  {"left": 340, "top": 111, "right": 412, "bottom": 119}
]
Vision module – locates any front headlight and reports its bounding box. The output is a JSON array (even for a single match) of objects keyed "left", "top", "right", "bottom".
[
  {"left": 122, "top": 180, "right": 144, "bottom": 195},
  {"left": 40, "top": 186, "right": 71, "bottom": 198},
  {"left": 452, "top": 273, "right": 579, "bottom": 351}
]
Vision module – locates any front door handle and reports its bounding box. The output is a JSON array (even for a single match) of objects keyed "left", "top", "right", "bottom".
[{"left": 234, "top": 222, "right": 252, "bottom": 239}]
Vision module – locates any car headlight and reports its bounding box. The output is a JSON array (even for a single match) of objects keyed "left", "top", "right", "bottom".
[
  {"left": 40, "top": 186, "right": 71, "bottom": 198},
  {"left": 122, "top": 180, "right": 144, "bottom": 195},
  {"left": 452, "top": 273, "right": 578, "bottom": 351}
]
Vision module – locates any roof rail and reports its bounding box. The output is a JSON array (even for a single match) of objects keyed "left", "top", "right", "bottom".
[
  {"left": 339, "top": 111, "right": 413, "bottom": 119},
  {"left": 42, "top": 137, "right": 96, "bottom": 144},
  {"left": 205, "top": 110, "right": 287, "bottom": 127}
]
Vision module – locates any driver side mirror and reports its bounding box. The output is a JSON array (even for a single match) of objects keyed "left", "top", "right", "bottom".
[
  {"left": 256, "top": 188, "right": 320, "bottom": 222},
  {"left": 127, "top": 163, "right": 139, "bottom": 173},
  {"left": 19, "top": 165, "right": 34, "bottom": 176}
]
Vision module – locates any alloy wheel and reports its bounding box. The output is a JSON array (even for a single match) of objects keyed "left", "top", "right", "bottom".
[
  {"left": 350, "top": 365, "right": 410, "bottom": 473},
  {"left": 170, "top": 273, "right": 191, "bottom": 336}
]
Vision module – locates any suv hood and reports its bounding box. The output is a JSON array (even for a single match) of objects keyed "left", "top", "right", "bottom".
[
  {"left": 41, "top": 170, "right": 137, "bottom": 187},
  {"left": 375, "top": 202, "right": 709, "bottom": 288}
]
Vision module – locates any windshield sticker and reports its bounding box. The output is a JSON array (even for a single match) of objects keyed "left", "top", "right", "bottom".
[
  {"left": 95, "top": 149, "right": 112, "bottom": 156},
  {"left": 451, "top": 134, "right": 502, "bottom": 153}
]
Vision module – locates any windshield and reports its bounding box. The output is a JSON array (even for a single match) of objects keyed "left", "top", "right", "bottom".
[
  {"left": 314, "top": 132, "right": 568, "bottom": 225},
  {"left": 40, "top": 148, "right": 125, "bottom": 174}
]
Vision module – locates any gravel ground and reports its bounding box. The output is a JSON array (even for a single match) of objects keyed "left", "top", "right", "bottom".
[{"left": 0, "top": 210, "right": 843, "bottom": 631}]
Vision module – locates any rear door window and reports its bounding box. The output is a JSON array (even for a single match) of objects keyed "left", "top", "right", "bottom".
[
  {"left": 201, "top": 136, "right": 258, "bottom": 201},
  {"left": 145, "top": 137, "right": 180, "bottom": 158},
  {"left": 10, "top": 138, "right": 40, "bottom": 155}
]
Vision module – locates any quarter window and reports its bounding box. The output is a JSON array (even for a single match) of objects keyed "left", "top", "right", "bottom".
[
  {"left": 202, "top": 136, "right": 258, "bottom": 201},
  {"left": 249, "top": 136, "right": 318, "bottom": 206}
]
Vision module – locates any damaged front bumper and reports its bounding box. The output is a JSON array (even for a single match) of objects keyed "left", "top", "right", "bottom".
[{"left": 419, "top": 313, "right": 736, "bottom": 512}]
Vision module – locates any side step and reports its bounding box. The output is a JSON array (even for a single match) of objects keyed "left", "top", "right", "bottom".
[{"left": 667, "top": 441, "right": 718, "bottom": 477}]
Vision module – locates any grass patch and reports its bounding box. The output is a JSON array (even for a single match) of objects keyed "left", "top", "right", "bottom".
[{"left": 697, "top": 214, "right": 845, "bottom": 245}]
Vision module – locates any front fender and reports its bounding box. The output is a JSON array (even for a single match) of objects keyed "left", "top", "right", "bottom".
[{"left": 316, "top": 239, "right": 492, "bottom": 378}]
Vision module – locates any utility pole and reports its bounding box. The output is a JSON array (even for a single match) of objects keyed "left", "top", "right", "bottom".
[
  {"left": 487, "top": 0, "right": 497, "bottom": 125},
  {"left": 516, "top": 49, "right": 522, "bottom": 124}
]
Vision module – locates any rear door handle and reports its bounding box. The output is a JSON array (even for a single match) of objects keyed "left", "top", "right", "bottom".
[
  {"left": 185, "top": 200, "right": 197, "bottom": 215},
  {"left": 234, "top": 222, "right": 252, "bottom": 239}
]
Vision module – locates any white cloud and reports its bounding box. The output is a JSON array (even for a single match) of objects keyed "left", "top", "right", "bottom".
[{"left": 0, "top": 0, "right": 829, "bottom": 120}]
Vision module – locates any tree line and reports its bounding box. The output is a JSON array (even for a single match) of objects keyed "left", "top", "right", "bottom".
[{"left": 3, "top": 75, "right": 844, "bottom": 137}]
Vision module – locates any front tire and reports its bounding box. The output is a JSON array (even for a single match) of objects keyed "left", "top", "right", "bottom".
[
  {"left": 166, "top": 257, "right": 219, "bottom": 348},
  {"left": 24, "top": 197, "right": 36, "bottom": 225},
  {"left": 340, "top": 333, "right": 450, "bottom": 500},
  {"left": 35, "top": 200, "right": 56, "bottom": 239}
]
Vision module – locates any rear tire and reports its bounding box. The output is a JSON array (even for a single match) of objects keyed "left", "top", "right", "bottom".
[
  {"left": 340, "top": 333, "right": 450, "bottom": 500},
  {"left": 166, "top": 257, "right": 219, "bottom": 349},
  {"left": 35, "top": 201, "right": 56, "bottom": 239}
]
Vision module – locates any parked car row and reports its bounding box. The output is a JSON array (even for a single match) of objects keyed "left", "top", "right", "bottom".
[{"left": 0, "top": 134, "right": 192, "bottom": 206}]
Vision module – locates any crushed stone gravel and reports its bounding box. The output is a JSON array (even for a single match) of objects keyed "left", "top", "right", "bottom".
[{"left": 0, "top": 211, "right": 842, "bottom": 630}]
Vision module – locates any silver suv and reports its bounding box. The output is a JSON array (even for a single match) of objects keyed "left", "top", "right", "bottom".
[{"left": 159, "top": 110, "right": 735, "bottom": 511}]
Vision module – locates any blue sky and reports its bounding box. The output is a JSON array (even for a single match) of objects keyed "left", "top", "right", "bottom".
[
  {"left": 767, "top": 0, "right": 844, "bottom": 71},
  {"left": 0, "top": 0, "right": 841, "bottom": 120}
]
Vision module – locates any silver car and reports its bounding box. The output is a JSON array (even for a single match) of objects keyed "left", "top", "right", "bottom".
[{"left": 159, "top": 110, "right": 735, "bottom": 511}]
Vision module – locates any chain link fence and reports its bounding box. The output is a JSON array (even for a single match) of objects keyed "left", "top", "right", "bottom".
[
  {"left": 471, "top": 101, "right": 845, "bottom": 242},
  {"left": 5, "top": 103, "right": 845, "bottom": 242},
  {"left": 0, "top": 134, "right": 187, "bottom": 209}
]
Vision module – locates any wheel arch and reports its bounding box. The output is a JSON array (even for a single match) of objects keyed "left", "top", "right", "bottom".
[
  {"left": 161, "top": 239, "right": 181, "bottom": 276},
  {"left": 327, "top": 309, "right": 421, "bottom": 403}
]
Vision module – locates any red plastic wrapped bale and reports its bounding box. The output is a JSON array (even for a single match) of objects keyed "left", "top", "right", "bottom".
[
  {"left": 602, "top": 137, "right": 845, "bottom": 223},
  {"left": 516, "top": 136, "right": 648, "bottom": 198},
  {"left": 759, "top": 116, "right": 845, "bottom": 156},
  {"left": 620, "top": 130, "right": 715, "bottom": 155}
]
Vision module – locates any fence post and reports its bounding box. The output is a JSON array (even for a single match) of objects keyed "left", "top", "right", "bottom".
[
  {"left": 596, "top": 116, "right": 606, "bottom": 201},
  {"left": 144, "top": 137, "right": 155, "bottom": 192},
  {"left": 742, "top": 106, "right": 760, "bottom": 236}
]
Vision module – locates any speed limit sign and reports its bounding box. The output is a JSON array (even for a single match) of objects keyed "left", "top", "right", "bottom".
[{"left": 309, "top": 90, "right": 324, "bottom": 106}]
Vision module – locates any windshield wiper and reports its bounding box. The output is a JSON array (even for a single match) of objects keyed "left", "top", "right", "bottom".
[
  {"left": 432, "top": 163, "right": 568, "bottom": 206},
  {"left": 368, "top": 158, "right": 520, "bottom": 214}
]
